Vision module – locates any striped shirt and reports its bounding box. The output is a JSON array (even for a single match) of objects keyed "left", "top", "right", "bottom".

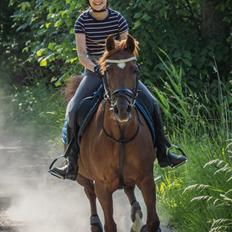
[{"left": 74, "top": 8, "right": 129, "bottom": 57}]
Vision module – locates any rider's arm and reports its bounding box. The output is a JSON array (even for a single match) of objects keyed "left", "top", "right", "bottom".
[{"left": 75, "top": 33, "right": 96, "bottom": 72}]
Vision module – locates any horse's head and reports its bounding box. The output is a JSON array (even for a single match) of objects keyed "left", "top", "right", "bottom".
[{"left": 99, "top": 35, "right": 139, "bottom": 123}]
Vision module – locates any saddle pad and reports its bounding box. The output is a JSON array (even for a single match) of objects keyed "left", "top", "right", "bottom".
[{"left": 76, "top": 85, "right": 104, "bottom": 144}]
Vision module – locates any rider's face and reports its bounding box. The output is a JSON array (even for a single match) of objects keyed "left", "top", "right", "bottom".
[{"left": 89, "top": 0, "right": 107, "bottom": 11}]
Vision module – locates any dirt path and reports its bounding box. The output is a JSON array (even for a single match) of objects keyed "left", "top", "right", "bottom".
[{"left": 0, "top": 144, "right": 173, "bottom": 232}]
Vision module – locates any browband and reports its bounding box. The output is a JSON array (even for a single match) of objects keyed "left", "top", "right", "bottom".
[{"left": 105, "top": 57, "right": 137, "bottom": 64}]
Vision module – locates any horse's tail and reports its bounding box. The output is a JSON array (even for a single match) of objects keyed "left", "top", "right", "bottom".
[{"left": 64, "top": 75, "right": 83, "bottom": 103}]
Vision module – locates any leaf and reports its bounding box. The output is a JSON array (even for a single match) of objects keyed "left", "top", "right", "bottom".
[
  {"left": 48, "top": 42, "right": 56, "bottom": 50},
  {"left": 133, "top": 21, "right": 141, "bottom": 30},
  {"left": 39, "top": 58, "right": 47, "bottom": 67},
  {"left": 54, "top": 19, "right": 62, "bottom": 28},
  {"left": 18, "top": 2, "right": 31, "bottom": 11},
  {"left": 36, "top": 48, "right": 45, "bottom": 57},
  {"left": 45, "top": 23, "right": 51, "bottom": 29},
  {"left": 46, "top": 112, "right": 56, "bottom": 115},
  {"left": 54, "top": 79, "right": 62, "bottom": 87},
  {"left": 69, "top": 57, "right": 78, "bottom": 64}
]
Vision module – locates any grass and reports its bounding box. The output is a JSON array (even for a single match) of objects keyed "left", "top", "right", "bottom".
[{"left": 156, "top": 135, "right": 232, "bottom": 231}]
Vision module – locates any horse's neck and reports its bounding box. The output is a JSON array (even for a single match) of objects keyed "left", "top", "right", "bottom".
[{"left": 101, "top": 101, "right": 138, "bottom": 140}]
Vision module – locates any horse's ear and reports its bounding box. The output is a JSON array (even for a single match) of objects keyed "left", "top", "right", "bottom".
[
  {"left": 106, "top": 35, "right": 115, "bottom": 52},
  {"left": 126, "top": 34, "right": 136, "bottom": 53}
]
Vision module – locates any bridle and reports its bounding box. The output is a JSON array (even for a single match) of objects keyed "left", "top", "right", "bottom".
[
  {"left": 101, "top": 56, "right": 141, "bottom": 188},
  {"left": 102, "top": 56, "right": 139, "bottom": 111}
]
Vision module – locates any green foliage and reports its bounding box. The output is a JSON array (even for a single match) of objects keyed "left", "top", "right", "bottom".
[
  {"left": 9, "top": 80, "right": 66, "bottom": 140},
  {"left": 7, "top": 0, "right": 86, "bottom": 84},
  {"left": 146, "top": 50, "right": 231, "bottom": 137},
  {"left": 3, "top": 0, "right": 231, "bottom": 96},
  {"left": 183, "top": 141, "right": 232, "bottom": 232},
  {"left": 157, "top": 135, "right": 232, "bottom": 231},
  {"left": 153, "top": 52, "right": 231, "bottom": 231},
  {"left": 111, "top": 0, "right": 232, "bottom": 95}
]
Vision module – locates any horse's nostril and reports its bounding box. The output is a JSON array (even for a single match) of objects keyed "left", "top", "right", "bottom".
[
  {"left": 127, "top": 105, "right": 131, "bottom": 113},
  {"left": 114, "top": 105, "right": 119, "bottom": 114}
]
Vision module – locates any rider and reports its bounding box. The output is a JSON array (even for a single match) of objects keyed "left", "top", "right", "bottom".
[{"left": 49, "top": 0, "right": 187, "bottom": 180}]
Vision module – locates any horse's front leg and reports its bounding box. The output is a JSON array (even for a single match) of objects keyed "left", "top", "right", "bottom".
[
  {"left": 124, "top": 186, "right": 143, "bottom": 232},
  {"left": 95, "top": 182, "right": 117, "bottom": 232},
  {"left": 138, "top": 175, "right": 160, "bottom": 232},
  {"left": 77, "top": 174, "right": 103, "bottom": 232},
  {"left": 124, "top": 186, "right": 143, "bottom": 220}
]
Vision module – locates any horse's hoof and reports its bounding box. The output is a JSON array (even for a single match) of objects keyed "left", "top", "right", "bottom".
[
  {"left": 140, "top": 225, "right": 161, "bottom": 232},
  {"left": 131, "top": 201, "right": 143, "bottom": 222},
  {"left": 91, "top": 225, "right": 103, "bottom": 232},
  {"left": 140, "top": 225, "right": 147, "bottom": 232},
  {"left": 90, "top": 215, "right": 103, "bottom": 232}
]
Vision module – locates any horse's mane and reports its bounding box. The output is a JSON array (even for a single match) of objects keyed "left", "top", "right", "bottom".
[{"left": 99, "top": 38, "right": 139, "bottom": 74}]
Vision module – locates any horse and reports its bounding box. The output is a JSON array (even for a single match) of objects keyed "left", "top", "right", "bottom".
[{"left": 65, "top": 35, "right": 161, "bottom": 232}]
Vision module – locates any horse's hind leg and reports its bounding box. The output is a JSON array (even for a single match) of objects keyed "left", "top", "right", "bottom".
[
  {"left": 124, "top": 186, "right": 143, "bottom": 232},
  {"left": 137, "top": 175, "right": 160, "bottom": 232},
  {"left": 77, "top": 174, "right": 103, "bottom": 232}
]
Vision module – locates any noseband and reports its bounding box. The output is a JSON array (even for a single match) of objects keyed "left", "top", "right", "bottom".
[{"left": 102, "top": 56, "right": 139, "bottom": 109}]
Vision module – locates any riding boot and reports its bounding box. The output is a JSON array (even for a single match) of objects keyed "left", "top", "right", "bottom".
[
  {"left": 152, "top": 103, "right": 187, "bottom": 168},
  {"left": 49, "top": 127, "right": 79, "bottom": 180}
]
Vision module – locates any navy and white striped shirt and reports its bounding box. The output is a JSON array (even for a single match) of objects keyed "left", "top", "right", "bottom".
[{"left": 74, "top": 8, "right": 129, "bottom": 56}]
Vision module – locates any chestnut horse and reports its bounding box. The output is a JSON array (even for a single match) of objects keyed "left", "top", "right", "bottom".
[{"left": 66, "top": 35, "right": 161, "bottom": 232}]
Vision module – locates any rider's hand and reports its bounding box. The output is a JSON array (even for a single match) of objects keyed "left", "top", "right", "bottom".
[{"left": 94, "top": 64, "right": 102, "bottom": 78}]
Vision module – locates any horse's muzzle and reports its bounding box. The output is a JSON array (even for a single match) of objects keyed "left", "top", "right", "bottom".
[{"left": 113, "top": 98, "right": 132, "bottom": 123}]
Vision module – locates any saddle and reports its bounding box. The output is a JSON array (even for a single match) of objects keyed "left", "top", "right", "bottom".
[{"left": 75, "top": 85, "right": 155, "bottom": 145}]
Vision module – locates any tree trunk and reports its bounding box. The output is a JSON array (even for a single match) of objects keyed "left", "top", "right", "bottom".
[{"left": 201, "top": 0, "right": 229, "bottom": 40}]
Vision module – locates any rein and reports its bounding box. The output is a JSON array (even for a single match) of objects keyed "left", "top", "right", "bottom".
[
  {"left": 101, "top": 99, "right": 141, "bottom": 189},
  {"left": 101, "top": 56, "right": 140, "bottom": 188}
]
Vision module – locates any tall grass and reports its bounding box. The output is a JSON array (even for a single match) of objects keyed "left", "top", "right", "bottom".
[
  {"left": 152, "top": 51, "right": 232, "bottom": 231},
  {"left": 182, "top": 141, "right": 232, "bottom": 232}
]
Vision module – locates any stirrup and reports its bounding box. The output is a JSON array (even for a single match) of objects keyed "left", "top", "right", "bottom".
[
  {"left": 48, "top": 154, "right": 69, "bottom": 179},
  {"left": 166, "top": 144, "right": 187, "bottom": 169}
]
